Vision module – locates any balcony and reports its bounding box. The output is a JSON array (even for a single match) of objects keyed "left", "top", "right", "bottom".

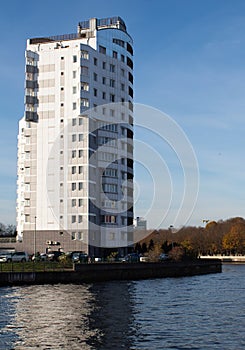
[
  {"left": 25, "top": 95, "right": 38, "bottom": 105},
  {"left": 25, "top": 111, "right": 38, "bottom": 122}
]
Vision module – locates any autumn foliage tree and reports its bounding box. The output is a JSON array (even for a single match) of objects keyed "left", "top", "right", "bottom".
[
  {"left": 222, "top": 224, "right": 245, "bottom": 254},
  {"left": 135, "top": 217, "right": 245, "bottom": 257}
]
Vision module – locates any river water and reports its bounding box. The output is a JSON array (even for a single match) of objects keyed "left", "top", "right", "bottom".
[{"left": 0, "top": 264, "right": 244, "bottom": 350}]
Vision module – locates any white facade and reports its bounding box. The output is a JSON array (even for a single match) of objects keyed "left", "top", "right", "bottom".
[{"left": 16, "top": 17, "right": 134, "bottom": 256}]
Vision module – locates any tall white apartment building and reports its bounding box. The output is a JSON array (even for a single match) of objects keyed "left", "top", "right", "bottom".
[{"left": 16, "top": 17, "right": 134, "bottom": 257}]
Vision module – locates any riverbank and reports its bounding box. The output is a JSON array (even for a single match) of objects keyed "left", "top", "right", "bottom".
[{"left": 0, "top": 259, "right": 221, "bottom": 286}]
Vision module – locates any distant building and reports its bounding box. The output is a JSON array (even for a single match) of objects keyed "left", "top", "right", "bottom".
[
  {"left": 16, "top": 17, "right": 134, "bottom": 257},
  {"left": 134, "top": 217, "right": 147, "bottom": 231}
]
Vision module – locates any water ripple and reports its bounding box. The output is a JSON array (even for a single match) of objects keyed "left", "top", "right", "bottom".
[{"left": 0, "top": 264, "right": 244, "bottom": 350}]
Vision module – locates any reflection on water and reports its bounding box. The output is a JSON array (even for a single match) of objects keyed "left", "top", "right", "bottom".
[
  {"left": 0, "top": 282, "right": 134, "bottom": 350},
  {"left": 0, "top": 264, "right": 244, "bottom": 350}
]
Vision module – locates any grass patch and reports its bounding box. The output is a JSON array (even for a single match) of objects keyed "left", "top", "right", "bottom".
[{"left": 0, "top": 261, "right": 73, "bottom": 273}]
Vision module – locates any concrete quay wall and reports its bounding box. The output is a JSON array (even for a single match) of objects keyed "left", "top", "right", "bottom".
[{"left": 0, "top": 259, "right": 222, "bottom": 286}]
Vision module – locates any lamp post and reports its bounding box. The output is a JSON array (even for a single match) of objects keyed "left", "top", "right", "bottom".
[
  {"left": 169, "top": 225, "right": 174, "bottom": 249},
  {"left": 34, "top": 216, "right": 37, "bottom": 257}
]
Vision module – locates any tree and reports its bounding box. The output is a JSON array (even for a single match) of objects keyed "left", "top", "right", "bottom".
[
  {"left": 222, "top": 225, "right": 245, "bottom": 254},
  {"left": 0, "top": 223, "right": 16, "bottom": 237},
  {"left": 168, "top": 246, "right": 185, "bottom": 262},
  {"left": 148, "top": 239, "right": 154, "bottom": 251}
]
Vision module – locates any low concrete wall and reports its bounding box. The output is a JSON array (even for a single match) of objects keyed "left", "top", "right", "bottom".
[
  {"left": 73, "top": 259, "right": 221, "bottom": 282},
  {"left": 0, "top": 259, "right": 222, "bottom": 286},
  {"left": 0, "top": 259, "right": 221, "bottom": 287}
]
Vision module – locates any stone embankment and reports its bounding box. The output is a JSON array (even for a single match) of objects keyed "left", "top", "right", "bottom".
[{"left": 0, "top": 259, "right": 222, "bottom": 286}]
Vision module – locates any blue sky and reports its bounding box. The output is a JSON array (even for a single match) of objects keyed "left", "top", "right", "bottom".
[{"left": 1, "top": 0, "right": 245, "bottom": 228}]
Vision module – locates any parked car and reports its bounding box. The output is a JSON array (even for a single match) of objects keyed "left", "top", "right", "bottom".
[
  {"left": 159, "top": 253, "right": 169, "bottom": 261},
  {"left": 47, "top": 251, "right": 63, "bottom": 261},
  {"left": 0, "top": 253, "right": 12, "bottom": 263},
  {"left": 72, "top": 252, "right": 88, "bottom": 263},
  {"left": 122, "top": 253, "right": 140, "bottom": 263},
  {"left": 32, "top": 253, "right": 47, "bottom": 262},
  {"left": 140, "top": 256, "right": 149, "bottom": 262},
  {"left": 0, "top": 251, "right": 29, "bottom": 263}
]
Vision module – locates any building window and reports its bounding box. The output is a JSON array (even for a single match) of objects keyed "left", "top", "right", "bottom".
[
  {"left": 71, "top": 232, "right": 75, "bottom": 240},
  {"left": 72, "top": 118, "right": 76, "bottom": 126},
  {"left": 109, "top": 232, "right": 115, "bottom": 240},
  {"left": 72, "top": 183, "right": 76, "bottom": 191},
  {"left": 79, "top": 166, "right": 83, "bottom": 174},
  {"left": 72, "top": 166, "right": 76, "bottom": 174},
  {"left": 78, "top": 215, "right": 83, "bottom": 223},
  {"left": 99, "top": 45, "right": 106, "bottom": 54},
  {"left": 110, "top": 79, "right": 115, "bottom": 88},
  {"left": 113, "top": 38, "right": 125, "bottom": 47},
  {"left": 78, "top": 199, "right": 83, "bottom": 207},
  {"left": 113, "top": 51, "right": 117, "bottom": 59},
  {"left": 121, "top": 54, "right": 125, "bottom": 62},
  {"left": 81, "top": 82, "right": 89, "bottom": 91},
  {"left": 25, "top": 215, "right": 30, "bottom": 223},
  {"left": 102, "top": 183, "right": 117, "bottom": 193},
  {"left": 102, "top": 61, "right": 106, "bottom": 69},
  {"left": 103, "top": 215, "right": 116, "bottom": 223},
  {"left": 93, "top": 72, "right": 97, "bottom": 81},
  {"left": 110, "top": 109, "right": 115, "bottom": 117},
  {"left": 93, "top": 88, "right": 97, "bottom": 97},
  {"left": 73, "top": 55, "right": 77, "bottom": 63},
  {"left": 77, "top": 232, "right": 83, "bottom": 240},
  {"left": 72, "top": 150, "right": 76, "bottom": 158},
  {"left": 73, "top": 71, "right": 76, "bottom": 79},
  {"left": 110, "top": 64, "right": 115, "bottom": 73},
  {"left": 81, "top": 50, "right": 89, "bottom": 59},
  {"left": 110, "top": 94, "right": 115, "bottom": 102},
  {"left": 79, "top": 134, "right": 83, "bottom": 142},
  {"left": 79, "top": 182, "right": 83, "bottom": 190},
  {"left": 73, "top": 86, "right": 77, "bottom": 94},
  {"left": 73, "top": 102, "right": 76, "bottom": 110},
  {"left": 24, "top": 199, "right": 30, "bottom": 206},
  {"left": 102, "top": 92, "right": 106, "bottom": 99},
  {"left": 121, "top": 68, "right": 125, "bottom": 77},
  {"left": 121, "top": 83, "right": 125, "bottom": 91},
  {"left": 79, "top": 150, "right": 83, "bottom": 158},
  {"left": 81, "top": 99, "right": 89, "bottom": 107},
  {"left": 102, "top": 77, "right": 106, "bottom": 85},
  {"left": 72, "top": 215, "right": 76, "bottom": 223},
  {"left": 128, "top": 72, "right": 133, "bottom": 84},
  {"left": 72, "top": 199, "right": 76, "bottom": 207},
  {"left": 72, "top": 134, "right": 76, "bottom": 142},
  {"left": 127, "top": 42, "right": 134, "bottom": 55},
  {"left": 129, "top": 86, "right": 133, "bottom": 98},
  {"left": 79, "top": 118, "right": 83, "bottom": 125},
  {"left": 25, "top": 167, "right": 30, "bottom": 175},
  {"left": 94, "top": 57, "right": 97, "bottom": 65},
  {"left": 102, "top": 107, "right": 106, "bottom": 115}
]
